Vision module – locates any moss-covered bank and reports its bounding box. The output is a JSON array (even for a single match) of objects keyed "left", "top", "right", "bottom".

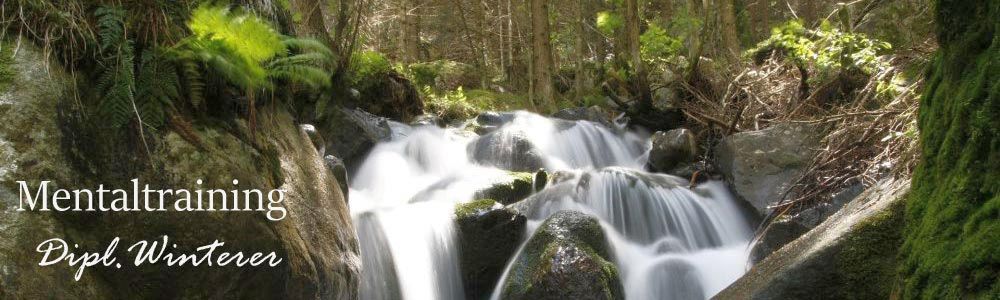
[{"left": 900, "top": 0, "right": 999, "bottom": 298}]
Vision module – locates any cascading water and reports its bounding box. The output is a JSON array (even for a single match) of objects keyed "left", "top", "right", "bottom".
[{"left": 349, "top": 111, "right": 752, "bottom": 300}]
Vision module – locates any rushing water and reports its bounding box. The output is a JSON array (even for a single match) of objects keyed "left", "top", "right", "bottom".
[{"left": 349, "top": 111, "right": 752, "bottom": 300}]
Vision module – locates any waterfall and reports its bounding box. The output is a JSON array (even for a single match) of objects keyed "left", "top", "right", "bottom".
[{"left": 350, "top": 111, "right": 752, "bottom": 300}]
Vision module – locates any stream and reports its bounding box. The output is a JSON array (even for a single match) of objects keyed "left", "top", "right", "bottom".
[{"left": 349, "top": 111, "right": 753, "bottom": 300}]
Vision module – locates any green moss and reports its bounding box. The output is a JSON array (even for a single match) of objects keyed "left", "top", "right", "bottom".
[
  {"left": 0, "top": 42, "right": 14, "bottom": 93},
  {"left": 476, "top": 172, "right": 534, "bottom": 205},
  {"left": 454, "top": 199, "right": 500, "bottom": 218},
  {"left": 901, "top": 1, "right": 1000, "bottom": 298},
  {"left": 838, "top": 198, "right": 906, "bottom": 299}
]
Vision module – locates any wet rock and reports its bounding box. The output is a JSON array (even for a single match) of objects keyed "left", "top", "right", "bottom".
[
  {"left": 325, "top": 155, "right": 349, "bottom": 203},
  {"left": 301, "top": 124, "right": 325, "bottom": 155},
  {"left": 713, "top": 123, "right": 824, "bottom": 216},
  {"left": 319, "top": 107, "right": 392, "bottom": 172},
  {"left": 533, "top": 169, "right": 549, "bottom": 192},
  {"left": 349, "top": 71, "right": 424, "bottom": 122},
  {"left": 748, "top": 182, "right": 864, "bottom": 263},
  {"left": 552, "top": 106, "right": 613, "bottom": 128},
  {"left": 645, "top": 259, "right": 705, "bottom": 300},
  {"left": 468, "top": 130, "right": 544, "bottom": 172},
  {"left": 355, "top": 212, "right": 402, "bottom": 300},
  {"left": 749, "top": 215, "right": 810, "bottom": 264},
  {"left": 500, "top": 211, "right": 624, "bottom": 300},
  {"left": 473, "top": 172, "right": 537, "bottom": 205},
  {"left": 647, "top": 128, "right": 698, "bottom": 173},
  {"left": 715, "top": 180, "right": 909, "bottom": 300},
  {"left": 476, "top": 111, "right": 517, "bottom": 127},
  {"left": 410, "top": 113, "right": 444, "bottom": 127},
  {"left": 454, "top": 200, "right": 527, "bottom": 300}
]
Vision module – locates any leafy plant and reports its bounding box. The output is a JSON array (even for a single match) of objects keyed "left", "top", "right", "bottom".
[
  {"left": 639, "top": 24, "right": 683, "bottom": 62},
  {"left": 595, "top": 11, "right": 624, "bottom": 36},
  {"left": 176, "top": 5, "right": 333, "bottom": 91},
  {"left": 749, "top": 20, "right": 893, "bottom": 79}
]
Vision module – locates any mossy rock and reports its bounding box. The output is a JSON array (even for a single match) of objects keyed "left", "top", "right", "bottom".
[
  {"left": 716, "top": 180, "right": 910, "bottom": 299},
  {"left": 473, "top": 172, "right": 537, "bottom": 205},
  {"left": 900, "top": 1, "right": 1000, "bottom": 298},
  {"left": 455, "top": 199, "right": 527, "bottom": 300},
  {"left": 499, "top": 211, "right": 624, "bottom": 300}
]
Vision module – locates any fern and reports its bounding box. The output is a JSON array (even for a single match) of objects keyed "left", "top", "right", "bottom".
[{"left": 95, "top": 5, "right": 136, "bottom": 129}]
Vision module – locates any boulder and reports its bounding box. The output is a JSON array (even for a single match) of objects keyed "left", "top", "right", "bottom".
[
  {"left": 301, "top": 124, "right": 325, "bottom": 153},
  {"left": 473, "top": 172, "right": 536, "bottom": 205},
  {"left": 713, "top": 123, "right": 824, "bottom": 216},
  {"left": 647, "top": 128, "right": 698, "bottom": 173},
  {"left": 468, "top": 130, "right": 544, "bottom": 172},
  {"left": 0, "top": 43, "right": 361, "bottom": 299},
  {"left": 409, "top": 60, "right": 482, "bottom": 91},
  {"left": 324, "top": 155, "right": 350, "bottom": 203},
  {"left": 714, "top": 179, "right": 909, "bottom": 300},
  {"left": 410, "top": 114, "right": 444, "bottom": 127},
  {"left": 319, "top": 107, "right": 392, "bottom": 172},
  {"left": 476, "top": 111, "right": 517, "bottom": 127},
  {"left": 454, "top": 200, "right": 527, "bottom": 300},
  {"left": 552, "top": 106, "right": 613, "bottom": 128},
  {"left": 749, "top": 182, "right": 863, "bottom": 263},
  {"left": 499, "top": 211, "right": 624, "bottom": 300},
  {"left": 0, "top": 40, "right": 114, "bottom": 300},
  {"left": 350, "top": 71, "right": 424, "bottom": 122}
]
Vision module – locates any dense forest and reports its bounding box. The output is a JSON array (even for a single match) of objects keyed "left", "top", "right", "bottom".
[{"left": 0, "top": 0, "right": 995, "bottom": 299}]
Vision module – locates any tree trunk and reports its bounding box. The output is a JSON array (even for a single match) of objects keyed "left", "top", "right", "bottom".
[
  {"left": 901, "top": 1, "right": 999, "bottom": 298},
  {"left": 573, "top": 0, "right": 589, "bottom": 100},
  {"left": 624, "top": 0, "right": 652, "bottom": 109},
  {"left": 288, "top": 0, "right": 333, "bottom": 46},
  {"left": 529, "top": 0, "right": 555, "bottom": 109},
  {"left": 749, "top": 0, "right": 771, "bottom": 42},
  {"left": 719, "top": 0, "right": 741, "bottom": 60},
  {"left": 400, "top": 0, "right": 422, "bottom": 62}
]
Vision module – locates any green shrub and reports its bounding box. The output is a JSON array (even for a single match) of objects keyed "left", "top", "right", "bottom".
[
  {"left": 640, "top": 24, "right": 683, "bottom": 62},
  {"left": 748, "top": 20, "right": 893, "bottom": 81},
  {"left": 348, "top": 50, "right": 391, "bottom": 90}
]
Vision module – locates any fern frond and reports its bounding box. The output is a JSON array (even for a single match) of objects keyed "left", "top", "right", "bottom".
[{"left": 282, "top": 37, "right": 334, "bottom": 59}]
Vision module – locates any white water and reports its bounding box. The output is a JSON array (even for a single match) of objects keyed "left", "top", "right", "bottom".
[{"left": 349, "top": 111, "right": 752, "bottom": 300}]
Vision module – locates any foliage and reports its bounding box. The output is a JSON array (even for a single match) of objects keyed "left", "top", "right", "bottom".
[
  {"left": 423, "top": 86, "right": 531, "bottom": 121},
  {"left": 177, "top": 5, "right": 332, "bottom": 91},
  {"left": 348, "top": 50, "right": 392, "bottom": 90},
  {"left": 595, "top": 11, "right": 623, "bottom": 36},
  {"left": 639, "top": 24, "right": 683, "bottom": 62},
  {"left": 748, "top": 20, "right": 893, "bottom": 81}
]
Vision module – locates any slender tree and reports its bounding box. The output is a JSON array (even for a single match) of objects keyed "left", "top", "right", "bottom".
[
  {"left": 719, "top": 0, "right": 740, "bottom": 59},
  {"left": 624, "top": 0, "right": 652, "bottom": 109},
  {"left": 529, "top": 0, "right": 555, "bottom": 108},
  {"left": 400, "top": 0, "right": 422, "bottom": 62}
]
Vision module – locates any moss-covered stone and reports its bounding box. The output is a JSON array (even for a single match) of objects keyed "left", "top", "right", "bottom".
[
  {"left": 900, "top": 1, "right": 1000, "bottom": 298},
  {"left": 0, "top": 42, "right": 14, "bottom": 93},
  {"left": 716, "top": 180, "right": 910, "bottom": 300},
  {"left": 499, "top": 211, "right": 624, "bottom": 300},
  {"left": 474, "top": 172, "right": 536, "bottom": 205},
  {"left": 454, "top": 199, "right": 526, "bottom": 300}
]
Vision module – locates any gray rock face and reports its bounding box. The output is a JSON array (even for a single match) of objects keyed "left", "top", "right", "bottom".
[
  {"left": 499, "top": 211, "right": 624, "bottom": 300},
  {"left": 454, "top": 200, "right": 527, "bottom": 300},
  {"left": 552, "top": 106, "right": 613, "bottom": 128},
  {"left": 749, "top": 182, "right": 864, "bottom": 263},
  {"left": 319, "top": 107, "right": 392, "bottom": 172},
  {"left": 468, "top": 130, "right": 544, "bottom": 172},
  {"left": 476, "top": 111, "right": 518, "bottom": 127},
  {"left": 647, "top": 128, "right": 698, "bottom": 173},
  {"left": 714, "top": 180, "right": 910, "bottom": 300},
  {"left": 0, "top": 41, "right": 113, "bottom": 300},
  {"left": 714, "top": 123, "right": 824, "bottom": 216},
  {"left": 325, "top": 155, "right": 350, "bottom": 203}
]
